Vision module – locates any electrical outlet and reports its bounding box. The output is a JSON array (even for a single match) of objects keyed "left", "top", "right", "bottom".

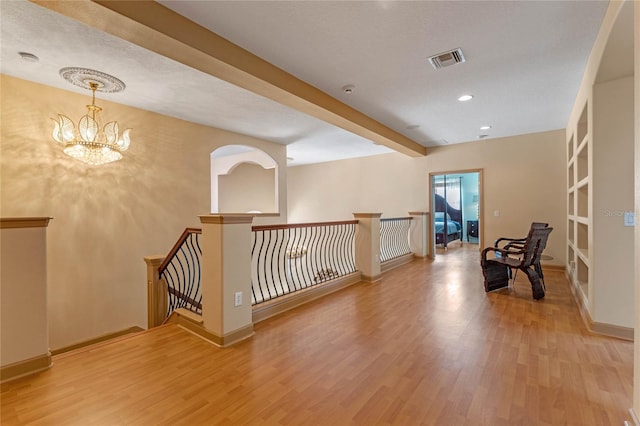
[{"left": 234, "top": 291, "right": 242, "bottom": 307}]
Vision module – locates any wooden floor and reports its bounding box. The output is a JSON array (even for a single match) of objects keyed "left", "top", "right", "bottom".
[{"left": 1, "top": 245, "right": 634, "bottom": 425}]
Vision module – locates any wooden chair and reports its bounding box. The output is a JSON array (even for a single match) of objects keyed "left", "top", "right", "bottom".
[
  {"left": 493, "top": 222, "right": 549, "bottom": 285},
  {"left": 494, "top": 222, "right": 548, "bottom": 250},
  {"left": 481, "top": 226, "right": 553, "bottom": 299}
]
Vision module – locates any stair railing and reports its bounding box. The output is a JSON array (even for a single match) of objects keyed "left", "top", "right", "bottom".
[
  {"left": 148, "top": 215, "right": 422, "bottom": 326},
  {"left": 158, "top": 228, "right": 203, "bottom": 319},
  {"left": 251, "top": 220, "right": 358, "bottom": 305},
  {"left": 380, "top": 217, "right": 413, "bottom": 262}
]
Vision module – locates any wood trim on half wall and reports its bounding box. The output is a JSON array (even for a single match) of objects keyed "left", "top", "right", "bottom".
[{"left": 0, "top": 353, "right": 52, "bottom": 383}]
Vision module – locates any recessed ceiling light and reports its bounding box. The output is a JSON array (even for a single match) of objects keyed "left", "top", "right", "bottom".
[
  {"left": 478, "top": 134, "right": 489, "bottom": 139},
  {"left": 480, "top": 125, "right": 492, "bottom": 130},
  {"left": 458, "top": 94, "right": 474, "bottom": 102},
  {"left": 406, "top": 124, "right": 420, "bottom": 130},
  {"left": 18, "top": 52, "right": 39, "bottom": 62}
]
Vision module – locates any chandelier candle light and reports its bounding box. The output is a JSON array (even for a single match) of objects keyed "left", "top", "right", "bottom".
[{"left": 51, "top": 68, "right": 131, "bottom": 165}]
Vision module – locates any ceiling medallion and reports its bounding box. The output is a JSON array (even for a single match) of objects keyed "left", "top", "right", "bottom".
[
  {"left": 51, "top": 68, "right": 131, "bottom": 166},
  {"left": 59, "top": 67, "right": 125, "bottom": 93}
]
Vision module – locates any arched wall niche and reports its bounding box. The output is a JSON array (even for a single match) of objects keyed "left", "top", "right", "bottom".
[
  {"left": 211, "top": 145, "right": 279, "bottom": 214},
  {"left": 594, "top": 0, "right": 633, "bottom": 84}
]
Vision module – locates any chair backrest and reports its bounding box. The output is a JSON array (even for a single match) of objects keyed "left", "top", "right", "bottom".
[
  {"left": 494, "top": 222, "right": 549, "bottom": 249},
  {"left": 531, "top": 222, "right": 549, "bottom": 229},
  {"left": 518, "top": 227, "right": 553, "bottom": 268}
]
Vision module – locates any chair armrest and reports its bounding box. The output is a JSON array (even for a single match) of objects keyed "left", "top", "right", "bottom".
[
  {"left": 482, "top": 247, "right": 511, "bottom": 264},
  {"left": 494, "top": 237, "right": 527, "bottom": 248},
  {"left": 482, "top": 246, "right": 525, "bottom": 266}
]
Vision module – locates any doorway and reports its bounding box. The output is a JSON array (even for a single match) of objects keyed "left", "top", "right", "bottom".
[{"left": 429, "top": 169, "right": 483, "bottom": 256}]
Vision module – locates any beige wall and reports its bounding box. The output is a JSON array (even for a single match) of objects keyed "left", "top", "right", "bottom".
[
  {"left": 288, "top": 129, "right": 567, "bottom": 266},
  {"left": 0, "top": 75, "right": 286, "bottom": 349},
  {"left": 592, "top": 75, "right": 635, "bottom": 328},
  {"left": 219, "top": 163, "right": 276, "bottom": 213},
  {"left": 288, "top": 152, "right": 422, "bottom": 221}
]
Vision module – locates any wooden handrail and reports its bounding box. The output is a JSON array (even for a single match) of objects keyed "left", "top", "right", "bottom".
[
  {"left": 252, "top": 220, "right": 358, "bottom": 232},
  {"left": 158, "top": 228, "right": 202, "bottom": 273},
  {"left": 380, "top": 217, "right": 413, "bottom": 222}
]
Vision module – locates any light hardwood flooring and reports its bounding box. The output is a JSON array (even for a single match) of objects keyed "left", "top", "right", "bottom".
[{"left": 1, "top": 245, "right": 634, "bottom": 425}]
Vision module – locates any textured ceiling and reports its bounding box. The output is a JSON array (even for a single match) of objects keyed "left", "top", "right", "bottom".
[{"left": 1, "top": 0, "right": 609, "bottom": 166}]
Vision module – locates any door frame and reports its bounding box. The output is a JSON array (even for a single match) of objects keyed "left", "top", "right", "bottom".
[{"left": 428, "top": 168, "right": 484, "bottom": 257}]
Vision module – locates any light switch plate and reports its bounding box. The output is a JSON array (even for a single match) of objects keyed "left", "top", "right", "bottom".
[{"left": 623, "top": 211, "right": 635, "bottom": 227}]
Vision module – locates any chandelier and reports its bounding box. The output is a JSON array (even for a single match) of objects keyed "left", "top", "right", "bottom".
[{"left": 51, "top": 68, "right": 131, "bottom": 166}]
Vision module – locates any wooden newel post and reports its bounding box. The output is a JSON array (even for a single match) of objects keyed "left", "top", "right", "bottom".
[
  {"left": 353, "top": 213, "right": 382, "bottom": 283},
  {"left": 144, "top": 255, "right": 166, "bottom": 329},
  {"left": 409, "top": 211, "right": 431, "bottom": 259},
  {"left": 198, "top": 214, "right": 255, "bottom": 347}
]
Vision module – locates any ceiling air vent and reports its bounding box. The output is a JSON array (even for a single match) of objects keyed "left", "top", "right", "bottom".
[{"left": 428, "top": 48, "right": 465, "bottom": 70}]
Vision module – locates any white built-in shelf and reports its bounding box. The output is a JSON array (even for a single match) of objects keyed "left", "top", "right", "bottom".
[
  {"left": 568, "top": 135, "right": 575, "bottom": 160},
  {"left": 567, "top": 101, "right": 590, "bottom": 311},
  {"left": 577, "top": 135, "right": 589, "bottom": 154},
  {"left": 578, "top": 280, "right": 589, "bottom": 299},
  {"left": 576, "top": 176, "right": 589, "bottom": 189},
  {"left": 568, "top": 241, "right": 589, "bottom": 263},
  {"left": 576, "top": 216, "right": 589, "bottom": 225},
  {"left": 576, "top": 247, "right": 589, "bottom": 264}
]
